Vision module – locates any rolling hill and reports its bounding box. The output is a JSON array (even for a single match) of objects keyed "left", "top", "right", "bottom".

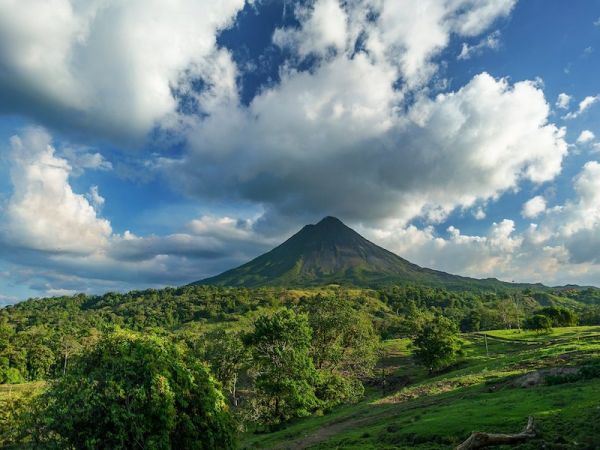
[{"left": 195, "top": 216, "right": 539, "bottom": 291}]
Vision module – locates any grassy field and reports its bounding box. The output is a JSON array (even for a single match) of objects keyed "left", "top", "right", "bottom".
[
  {"left": 242, "top": 327, "right": 600, "bottom": 449},
  {"left": 2, "top": 327, "right": 599, "bottom": 449}
]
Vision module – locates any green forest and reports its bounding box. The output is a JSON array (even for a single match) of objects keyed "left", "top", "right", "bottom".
[{"left": 2, "top": 284, "right": 600, "bottom": 448}]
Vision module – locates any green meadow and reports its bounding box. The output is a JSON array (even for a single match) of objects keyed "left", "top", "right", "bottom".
[{"left": 242, "top": 326, "right": 600, "bottom": 449}]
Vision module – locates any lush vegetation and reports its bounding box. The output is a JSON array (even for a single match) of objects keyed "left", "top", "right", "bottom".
[
  {"left": 2, "top": 283, "right": 600, "bottom": 448},
  {"left": 31, "top": 332, "right": 236, "bottom": 450},
  {"left": 242, "top": 327, "right": 600, "bottom": 449}
]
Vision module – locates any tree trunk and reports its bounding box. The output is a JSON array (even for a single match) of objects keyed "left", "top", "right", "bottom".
[
  {"left": 232, "top": 373, "right": 238, "bottom": 407},
  {"left": 455, "top": 416, "right": 536, "bottom": 450}
]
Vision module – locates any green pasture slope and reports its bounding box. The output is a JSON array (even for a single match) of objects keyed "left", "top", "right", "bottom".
[{"left": 242, "top": 326, "right": 600, "bottom": 449}]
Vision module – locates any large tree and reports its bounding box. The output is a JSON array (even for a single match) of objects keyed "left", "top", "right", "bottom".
[
  {"left": 203, "top": 329, "right": 247, "bottom": 406},
  {"left": 244, "top": 309, "right": 318, "bottom": 426},
  {"left": 31, "top": 331, "right": 236, "bottom": 450},
  {"left": 302, "top": 295, "right": 379, "bottom": 406},
  {"left": 412, "top": 316, "right": 461, "bottom": 374}
]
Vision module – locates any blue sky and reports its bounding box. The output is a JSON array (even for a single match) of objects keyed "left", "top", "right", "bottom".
[{"left": 1, "top": 0, "right": 600, "bottom": 303}]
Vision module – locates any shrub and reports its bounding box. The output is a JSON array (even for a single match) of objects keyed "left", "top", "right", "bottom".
[
  {"left": 30, "top": 331, "right": 236, "bottom": 450},
  {"left": 412, "top": 316, "right": 461, "bottom": 374},
  {"left": 524, "top": 314, "right": 553, "bottom": 333}
]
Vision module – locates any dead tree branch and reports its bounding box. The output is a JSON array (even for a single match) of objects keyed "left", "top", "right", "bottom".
[{"left": 455, "top": 416, "right": 536, "bottom": 450}]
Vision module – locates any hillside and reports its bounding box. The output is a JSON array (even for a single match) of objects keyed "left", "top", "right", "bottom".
[
  {"left": 196, "top": 216, "right": 541, "bottom": 291},
  {"left": 242, "top": 326, "right": 600, "bottom": 449}
]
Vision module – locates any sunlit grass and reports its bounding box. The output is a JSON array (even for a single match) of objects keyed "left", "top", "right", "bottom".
[{"left": 242, "top": 326, "right": 600, "bottom": 449}]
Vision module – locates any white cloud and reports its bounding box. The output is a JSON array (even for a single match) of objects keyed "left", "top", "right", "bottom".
[
  {"left": 0, "top": 0, "right": 245, "bottom": 142},
  {"left": 61, "top": 147, "right": 112, "bottom": 175},
  {"left": 362, "top": 159, "right": 600, "bottom": 286},
  {"left": 594, "top": 17, "right": 600, "bottom": 27},
  {"left": 8, "top": 0, "right": 600, "bottom": 293},
  {"left": 576, "top": 129, "right": 595, "bottom": 144},
  {"left": 0, "top": 294, "right": 18, "bottom": 307},
  {"left": 0, "top": 128, "right": 276, "bottom": 296},
  {"left": 173, "top": 70, "right": 566, "bottom": 226},
  {"left": 161, "top": 0, "right": 559, "bottom": 227},
  {"left": 86, "top": 185, "right": 105, "bottom": 209},
  {"left": 521, "top": 195, "right": 546, "bottom": 219},
  {"left": 473, "top": 207, "right": 486, "bottom": 220},
  {"left": 271, "top": 0, "right": 515, "bottom": 89},
  {"left": 2, "top": 127, "right": 112, "bottom": 254},
  {"left": 273, "top": 0, "right": 348, "bottom": 58},
  {"left": 563, "top": 95, "right": 600, "bottom": 119},
  {"left": 555, "top": 92, "right": 571, "bottom": 110},
  {"left": 362, "top": 219, "right": 525, "bottom": 281},
  {"left": 556, "top": 161, "right": 600, "bottom": 236},
  {"left": 579, "top": 95, "right": 600, "bottom": 112},
  {"left": 458, "top": 30, "right": 501, "bottom": 60}
]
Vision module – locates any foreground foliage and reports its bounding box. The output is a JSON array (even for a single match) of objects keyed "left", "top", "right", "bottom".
[{"left": 30, "top": 332, "right": 236, "bottom": 450}]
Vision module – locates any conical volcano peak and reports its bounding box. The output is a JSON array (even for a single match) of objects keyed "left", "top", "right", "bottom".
[
  {"left": 301, "top": 216, "right": 347, "bottom": 232},
  {"left": 296, "top": 216, "right": 360, "bottom": 246},
  {"left": 196, "top": 216, "right": 431, "bottom": 287},
  {"left": 316, "top": 216, "right": 345, "bottom": 227},
  {"left": 195, "top": 217, "right": 518, "bottom": 290}
]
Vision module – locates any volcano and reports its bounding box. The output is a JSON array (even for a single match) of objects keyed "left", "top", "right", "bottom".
[{"left": 195, "top": 216, "right": 532, "bottom": 290}]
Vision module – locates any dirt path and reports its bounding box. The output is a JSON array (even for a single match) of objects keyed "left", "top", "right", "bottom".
[
  {"left": 269, "top": 395, "right": 454, "bottom": 450},
  {"left": 271, "top": 410, "right": 394, "bottom": 450}
]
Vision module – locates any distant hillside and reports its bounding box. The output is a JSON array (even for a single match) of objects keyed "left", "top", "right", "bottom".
[{"left": 195, "top": 216, "right": 542, "bottom": 291}]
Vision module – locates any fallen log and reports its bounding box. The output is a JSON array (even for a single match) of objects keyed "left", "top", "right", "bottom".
[{"left": 455, "top": 416, "right": 536, "bottom": 450}]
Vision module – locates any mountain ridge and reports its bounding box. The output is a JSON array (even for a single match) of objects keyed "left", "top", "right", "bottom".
[{"left": 195, "top": 216, "right": 544, "bottom": 291}]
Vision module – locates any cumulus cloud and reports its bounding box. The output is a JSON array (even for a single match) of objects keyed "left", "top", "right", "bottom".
[
  {"left": 2, "top": 127, "right": 112, "bottom": 254},
  {"left": 563, "top": 95, "right": 600, "bottom": 119},
  {"left": 6, "top": 0, "right": 600, "bottom": 295},
  {"left": 362, "top": 219, "right": 526, "bottom": 281},
  {"left": 61, "top": 147, "right": 112, "bottom": 176},
  {"left": 555, "top": 93, "right": 571, "bottom": 110},
  {"left": 0, "top": 128, "right": 276, "bottom": 296},
  {"left": 521, "top": 195, "right": 546, "bottom": 218},
  {"left": 473, "top": 207, "right": 486, "bottom": 220},
  {"left": 271, "top": 0, "right": 516, "bottom": 89},
  {"left": 172, "top": 70, "right": 566, "bottom": 226},
  {"left": 0, "top": 294, "right": 18, "bottom": 307},
  {"left": 576, "top": 130, "right": 596, "bottom": 144},
  {"left": 86, "top": 185, "right": 105, "bottom": 209},
  {"left": 273, "top": 0, "right": 348, "bottom": 58},
  {"left": 554, "top": 161, "right": 600, "bottom": 237},
  {"left": 154, "top": 0, "right": 563, "bottom": 228},
  {"left": 362, "top": 159, "right": 600, "bottom": 286},
  {"left": 458, "top": 30, "right": 501, "bottom": 60},
  {"left": 0, "top": 0, "right": 245, "bottom": 142}
]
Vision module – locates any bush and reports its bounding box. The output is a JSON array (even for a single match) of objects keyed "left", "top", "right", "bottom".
[
  {"left": 524, "top": 314, "right": 553, "bottom": 333},
  {"left": 0, "top": 365, "right": 24, "bottom": 384},
  {"left": 412, "top": 316, "right": 461, "bottom": 374},
  {"left": 30, "top": 331, "right": 236, "bottom": 450},
  {"left": 536, "top": 307, "right": 577, "bottom": 327},
  {"left": 0, "top": 390, "right": 36, "bottom": 447}
]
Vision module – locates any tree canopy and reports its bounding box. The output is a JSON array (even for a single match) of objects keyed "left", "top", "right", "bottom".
[
  {"left": 412, "top": 316, "right": 462, "bottom": 374},
  {"left": 31, "top": 331, "right": 236, "bottom": 450}
]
